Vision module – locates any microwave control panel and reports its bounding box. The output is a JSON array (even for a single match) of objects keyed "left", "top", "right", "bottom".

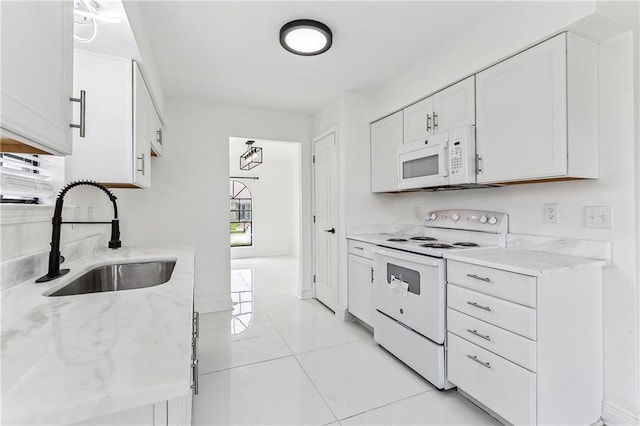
[{"left": 448, "top": 126, "right": 476, "bottom": 185}]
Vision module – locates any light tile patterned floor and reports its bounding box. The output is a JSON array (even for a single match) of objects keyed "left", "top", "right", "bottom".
[{"left": 192, "top": 256, "right": 498, "bottom": 425}]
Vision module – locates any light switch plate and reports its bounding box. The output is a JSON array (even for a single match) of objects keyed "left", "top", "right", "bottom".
[
  {"left": 584, "top": 206, "right": 613, "bottom": 229},
  {"left": 543, "top": 204, "right": 559, "bottom": 224}
]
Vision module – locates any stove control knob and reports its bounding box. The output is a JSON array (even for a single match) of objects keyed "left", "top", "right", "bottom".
[
  {"left": 479, "top": 215, "right": 488, "bottom": 224},
  {"left": 429, "top": 213, "right": 437, "bottom": 221},
  {"left": 451, "top": 213, "right": 460, "bottom": 222},
  {"left": 488, "top": 216, "right": 498, "bottom": 225}
]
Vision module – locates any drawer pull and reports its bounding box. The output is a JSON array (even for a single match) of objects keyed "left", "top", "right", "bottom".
[
  {"left": 467, "top": 354, "right": 491, "bottom": 369},
  {"left": 466, "top": 328, "right": 491, "bottom": 341},
  {"left": 467, "top": 301, "right": 492, "bottom": 312},
  {"left": 354, "top": 246, "right": 364, "bottom": 250},
  {"left": 467, "top": 273, "right": 491, "bottom": 283}
]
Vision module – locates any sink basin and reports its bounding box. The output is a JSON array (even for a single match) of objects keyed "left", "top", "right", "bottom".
[{"left": 47, "top": 260, "right": 176, "bottom": 297}]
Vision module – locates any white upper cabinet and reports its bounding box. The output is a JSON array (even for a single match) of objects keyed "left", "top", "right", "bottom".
[
  {"left": 476, "top": 33, "right": 598, "bottom": 184},
  {"left": 67, "top": 51, "right": 156, "bottom": 188},
  {"left": 403, "top": 97, "right": 434, "bottom": 144},
  {"left": 371, "top": 111, "right": 403, "bottom": 193},
  {"left": 403, "top": 77, "right": 475, "bottom": 145},
  {"left": 432, "top": 76, "right": 475, "bottom": 133},
  {"left": 0, "top": 1, "right": 74, "bottom": 155}
]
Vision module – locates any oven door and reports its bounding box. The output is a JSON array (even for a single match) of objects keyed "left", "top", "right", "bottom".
[
  {"left": 372, "top": 247, "right": 446, "bottom": 344},
  {"left": 397, "top": 131, "right": 449, "bottom": 190}
]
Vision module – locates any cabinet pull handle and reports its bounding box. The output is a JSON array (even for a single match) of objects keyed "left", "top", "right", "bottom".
[
  {"left": 370, "top": 267, "right": 374, "bottom": 283},
  {"left": 467, "top": 301, "right": 492, "bottom": 312},
  {"left": 191, "top": 358, "right": 199, "bottom": 394},
  {"left": 353, "top": 246, "right": 364, "bottom": 250},
  {"left": 467, "top": 329, "right": 491, "bottom": 341},
  {"left": 137, "top": 153, "right": 145, "bottom": 175},
  {"left": 467, "top": 273, "right": 491, "bottom": 283},
  {"left": 193, "top": 311, "right": 199, "bottom": 338},
  {"left": 156, "top": 129, "right": 162, "bottom": 145},
  {"left": 426, "top": 114, "right": 432, "bottom": 132},
  {"left": 476, "top": 154, "right": 482, "bottom": 174},
  {"left": 69, "top": 90, "right": 86, "bottom": 137},
  {"left": 433, "top": 112, "right": 438, "bottom": 131},
  {"left": 467, "top": 354, "right": 491, "bottom": 369}
]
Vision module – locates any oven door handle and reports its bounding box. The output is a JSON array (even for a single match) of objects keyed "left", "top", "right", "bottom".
[{"left": 371, "top": 246, "right": 443, "bottom": 267}]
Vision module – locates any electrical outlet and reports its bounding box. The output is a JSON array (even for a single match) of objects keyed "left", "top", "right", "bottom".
[
  {"left": 584, "top": 206, "right": 613, "bottom": 229},
  {"left": 414, "top": 207, "right": 422, "bottom": 220},
  {"left": 543, "top": 203, "right": 559, "bottom": 224}
]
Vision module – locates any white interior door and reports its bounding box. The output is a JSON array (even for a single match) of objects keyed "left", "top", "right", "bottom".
[{"left": 313, "top": 132, "right": 338, "bottom": 311}]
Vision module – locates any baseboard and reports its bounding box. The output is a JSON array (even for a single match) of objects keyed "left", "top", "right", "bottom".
[
  {"left": 195, "top": 293, "right": 232, "bottom": 314},
  {"left": 297, "top": 288, "right": 313, "bottom": 299},
  {"left": 602, "top": 401, "right": 639, "bottom": 425}
]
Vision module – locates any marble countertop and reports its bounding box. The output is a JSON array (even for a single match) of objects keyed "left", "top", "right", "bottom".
[
  {"left": 1, "top": 246, "right": 195, "bottom": 425},
  {"left": 444, "top": 248, "right": 607, "bottom": 276}
]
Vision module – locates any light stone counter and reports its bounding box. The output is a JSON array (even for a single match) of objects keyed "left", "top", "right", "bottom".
[
  {"left": 444, "top": 248, "right": 607, "bottom": 277},
  {"left": 1, "top": 246, "right": 195, "bottom": 425}
]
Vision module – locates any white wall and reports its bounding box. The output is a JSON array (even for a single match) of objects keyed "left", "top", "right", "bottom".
[
  {"left": 363, "top": 2, "right": 639, "bottom": 422},
  {"left": 229, "top": 139, "right": 300, "bottom": 259}
]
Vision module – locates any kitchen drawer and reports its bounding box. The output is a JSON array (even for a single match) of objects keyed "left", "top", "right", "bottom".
[
  {"left": 447, "top": 260, "right": 536, "bottom": 307},
  {"left": 448, "top": 284, "right": 537, "bottom": 340},
  {"left": 448, "top": 332, "right": 536, "bottom": 425},
  {"left": 348, "top": 239, "right": 375, "bottom": 260},
  {"left": 447, "top": 308, "right": 536, "bottom": 371},
  {"left": 374, "top": 311, "right": 446, "bottom": 389}
]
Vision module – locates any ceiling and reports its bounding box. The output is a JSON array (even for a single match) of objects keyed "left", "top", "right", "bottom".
[{"left": 124, "top": 1, "right": 504, "bottom": 114}]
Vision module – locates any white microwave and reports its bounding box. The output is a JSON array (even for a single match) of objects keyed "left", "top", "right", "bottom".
[{"left": 397, "top": 126, "right": 476, "bottom": 190}]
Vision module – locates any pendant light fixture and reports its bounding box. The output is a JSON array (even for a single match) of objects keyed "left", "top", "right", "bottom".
[
  {"left": 240, "top": 141, "right": 263, "bottom": 170},
  {"left": 279, "top": 19, "right": 332, "bottom": 56}
]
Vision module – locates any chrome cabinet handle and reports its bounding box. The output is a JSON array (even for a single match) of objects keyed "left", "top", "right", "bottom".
[
  {"left": 191, "top": 358, "right": 199, "bottom": 394},
  {"left": 69, "top": 90, "right": 86, "bottom": 137},
  {"left": 467, "top": 354, "right": 491, "bottom": 369},
  {"left": 353, "top": 246, "right": 364, "bottom": 250},
  {"left": 467, "top": 273, "right": 491, "bottom": 283},
  {"left": 476, "top": 154, "right": 482, "bottom": 174},
  {"left": 467, "top": 301, "right": 492, "bottom": 312},
  {"left": 137, "top": 153, "right": 145, "bottom": 175},
  {"left": 433, "top": 112, "right": 438, "bottom": 131},
  {"left": 426, "top": 114, "right": 432, "bottom": 132},
  {"left": 370, "top": 267, "right": 374, "bottom": 283},
  {"left": 156, "top": 129, "right": 162, "bottom": 145},
  {"left": 467, "top": 329, "right": 491, "bottom": 341},
  {"left": 193, "top": 311, "right": 199, "bottom": 338}
]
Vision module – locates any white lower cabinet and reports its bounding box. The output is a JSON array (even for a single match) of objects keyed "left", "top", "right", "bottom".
[
  {"left": 347, "top": 240, "right": 375, "bottom": 327},
  {"left": 446, "top": 258, "right": 603, "bottom": 425}
]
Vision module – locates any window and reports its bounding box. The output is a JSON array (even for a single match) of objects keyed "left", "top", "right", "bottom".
[
  {"left": 230, "top": 180, "right": 252, "bottom": 247},
  {"left": 0, "top": 153, "right": 55, "bottom": 204}
]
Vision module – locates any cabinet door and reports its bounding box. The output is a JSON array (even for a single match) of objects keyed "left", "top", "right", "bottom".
[
  {"left": 370, "top": 111, "right": 402, "bottom": 193},
  {"left": 348, "top": 254, "right": 374, "bottom": 327},
  {"left": 67, "top": 51, "right": 133, "bottom": 184},
  {"left": 403, "top": 97, "right": 434, "bottom": 144},
  {"left": 0, "top": 1, "right": 73, "bottom": 155},
  {"left": 476, "top": 34, "right": 567, "bottom": 183},
  {"left": 133, "top": 64, "right": 151, "bottom": 188},
  {"left": 432, "top": 76, "right": 475, "bottom": 133}
]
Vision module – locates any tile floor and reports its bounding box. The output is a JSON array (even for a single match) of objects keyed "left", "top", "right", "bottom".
[{"left": 193, "top": 256, "right": 498, "bottom": 425}]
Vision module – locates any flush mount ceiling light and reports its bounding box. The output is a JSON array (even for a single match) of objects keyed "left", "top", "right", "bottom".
[
  {"left": 279, "top": 19, "right": 332, "bottom": 56},
  {"left": 240, "top": 141, "right": 263, "bottom": 170}
]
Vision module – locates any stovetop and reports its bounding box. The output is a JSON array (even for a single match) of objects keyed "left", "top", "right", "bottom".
[{"left": 363, "top": 210, "right": 508, "bottom": 258}]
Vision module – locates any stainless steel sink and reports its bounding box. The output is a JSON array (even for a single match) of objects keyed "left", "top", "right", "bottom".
[{"left": 47, "top": 260, "right": 176, "bottom": 297}]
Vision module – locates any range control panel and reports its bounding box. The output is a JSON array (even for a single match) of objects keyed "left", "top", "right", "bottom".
[{"left": 425, "top": 209, "right": 508, "bottom": 234}]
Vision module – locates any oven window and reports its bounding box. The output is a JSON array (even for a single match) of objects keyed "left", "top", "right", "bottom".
[
  {"left": 403, "top": 155, "right": 439, "bottom": 179},
  {"left": 386, "top": 263, "right": 421, "bottom": 295}
]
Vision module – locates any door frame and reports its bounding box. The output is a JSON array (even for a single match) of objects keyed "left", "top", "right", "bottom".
[{"left": 311, "top": 126, "right": 339, "bottom": 308}]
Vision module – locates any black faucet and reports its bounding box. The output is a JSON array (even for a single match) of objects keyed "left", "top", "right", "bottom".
[{"left": 36, "top": 180, "right": 122, "bottom": 283}]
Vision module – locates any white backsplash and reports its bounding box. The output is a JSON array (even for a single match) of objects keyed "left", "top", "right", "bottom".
[{"left": 1, "top": 234, "right": 106, "bottom": 290}]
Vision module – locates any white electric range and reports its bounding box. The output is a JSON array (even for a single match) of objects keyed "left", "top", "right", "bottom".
[{"left": 370, "top": 210, "right": 508, "bottom": 389}]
